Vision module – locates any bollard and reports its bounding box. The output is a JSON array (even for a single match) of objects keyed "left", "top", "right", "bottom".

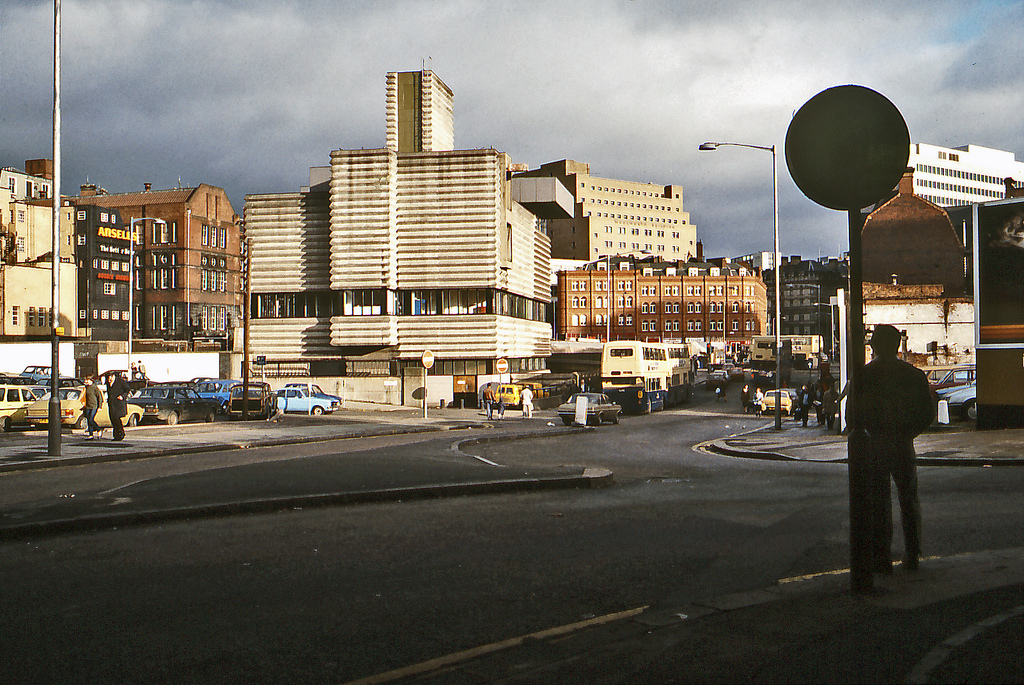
[{"left": 937, "top": 399, "right": 950, "bottom": 424}]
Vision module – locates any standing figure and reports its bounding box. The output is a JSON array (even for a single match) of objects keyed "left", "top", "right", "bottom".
[
  {"left": 856, "top": 324, "right": 935, "bottom": 572},
  {"left": 106, "top": 371, "right": 131, "bottom": 442},
  {"left": 520, "top": 385, "right": 534, "bottom": 419},
  {"left": 822, "top": 383, "right": 839, "bottom": 430},
  {"left": 753, "top": 386, "right": 764, "bottom": 417},
  {"left": 799, "top": 385, "right": 813, "bottom": 426},
  {"left": 740, "top": 384, "right": 752, "bottom": 413},
  {"left": 483, "top": 384, "right": 496, "bottom": 420},
  {"left": 83, "top": 376, "right": 104, "bottom": 438}
]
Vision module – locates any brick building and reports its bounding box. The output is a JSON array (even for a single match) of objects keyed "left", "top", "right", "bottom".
[{"left": 556, "top": 257, "right": 767, "bottom": 358}]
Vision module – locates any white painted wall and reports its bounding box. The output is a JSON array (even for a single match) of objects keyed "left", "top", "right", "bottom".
[{"left": 0, "top": 342, "right": 75, "bottom": 376}]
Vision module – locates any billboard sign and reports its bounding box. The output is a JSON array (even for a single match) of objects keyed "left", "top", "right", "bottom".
[{"left": 974, "top": 197, "right": 1024, "bottom": 348}]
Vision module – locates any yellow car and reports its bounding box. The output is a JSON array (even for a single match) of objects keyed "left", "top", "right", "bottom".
[
  {"left": 760, "top": 388, "right": 797, "bottom": 416},
  {"left": 1, "top": 384, "right": 45, "bottom": 432},
  {"left": 24, "top": 387, "right": 143, "bottom": 429}
]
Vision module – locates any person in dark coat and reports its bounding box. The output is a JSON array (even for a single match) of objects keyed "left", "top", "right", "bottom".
[
  {"left": 856, "top": 324, "right": 935, "bottom": 572},
  {"left": 822, "top": 383, "right": 839, "bottom": 430},
  {"left": 83, "top": 376, "right": 104, "bottom": 438},
  {"left": 106, "top": 371, "right": 131, "bottom": 441}
]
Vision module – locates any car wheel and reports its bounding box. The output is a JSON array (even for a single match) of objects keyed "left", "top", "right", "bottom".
[
  {"left": 205, "top": 411, "right": 216, "bottom": 423},
  {"left": 166, "top": 411, "right": 179, "bottom": 426},
  {"left": 561, "top": 417, "right": 572, "bottom": 426},
  {"left": 0, "top": 416, "right": 9, "bottom": 432},
  {"left": 611, "top": 412, "right": 619, "bottom": 425},
  {"left": 312, "top": 405, "right": 324, "bottom": 416},
  {"left": 72, "top": 414, "right": 85, "bottom": 429},
  {"left": 964, "top": 400, "right": 977, "bottom": 421},
  {"left": 126, "top": 414, "right": 139, "bottom": 427}
]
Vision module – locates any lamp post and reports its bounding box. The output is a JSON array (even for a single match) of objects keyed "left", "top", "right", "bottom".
[
  {"left": 128, "top": 217, "right": 165, "bottom": 368},
  {"left": 699, "top": 141, "right": 782, "bottom": 429}
]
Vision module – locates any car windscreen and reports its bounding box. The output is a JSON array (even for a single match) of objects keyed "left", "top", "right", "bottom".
[{"left": 137, "top": 388, "right": 169, "bottom": 399}]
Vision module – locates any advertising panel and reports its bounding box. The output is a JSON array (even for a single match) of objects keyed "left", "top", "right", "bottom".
[{"left": 975, "top": 197, "right": 1024, "bottom": 347}]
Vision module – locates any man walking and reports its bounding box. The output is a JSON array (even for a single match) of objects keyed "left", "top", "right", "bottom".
[
  {"left": 856, "top": 324, "right": 935, "bottom": 572},
  {"left": 83, "top": 376, "right": 104, "bottom": 438},
  {"left": 106, "top": 371, "right": 131, "bottom": 442},
  {"left": 483, "top": 384, "right": 496, "bottom": 420}
]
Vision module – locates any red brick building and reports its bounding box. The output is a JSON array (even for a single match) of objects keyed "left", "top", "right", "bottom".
[
  {"left": 73, "top": 183, "right": 242, "bottom": 348},
  {"left": 862, "top": 169, "right": 966, "bottom": 295},
  {"left": 557, "top": 257, "right": 768, "bottom": 357}
]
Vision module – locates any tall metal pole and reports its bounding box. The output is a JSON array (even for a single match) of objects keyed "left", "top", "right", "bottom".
[
  {"left": 772, "top": 146, "right": 782, "bottom": 430},
  {"left": 47, "top": 0, "right": 62, "bottom": 456}
]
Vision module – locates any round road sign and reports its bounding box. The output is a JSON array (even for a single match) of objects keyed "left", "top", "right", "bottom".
[
  {"left": 421, "top": 350, "right": 434, "bottom": 369},
  {"left": 495, "top": 358, "right": 509, "bottom": 374}
]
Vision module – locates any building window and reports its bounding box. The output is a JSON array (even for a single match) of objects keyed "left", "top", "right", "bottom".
[
  {"left": 103, "top": 282, "right": 116, "bottom": 296},
  {"left": 11, "top": 306, "right": 18, "bottom": 326}
]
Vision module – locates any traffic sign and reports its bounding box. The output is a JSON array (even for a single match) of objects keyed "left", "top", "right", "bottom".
[
  {"left": 421, "top": 350, "right": 434, "bottom": 369},
  {"left": 495, "top": 358, "right": 509, "bottom": 374}
]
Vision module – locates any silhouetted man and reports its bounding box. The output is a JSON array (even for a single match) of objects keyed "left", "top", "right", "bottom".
[{"left": 856, "top": 324, "right": 934, "bottom": 571}]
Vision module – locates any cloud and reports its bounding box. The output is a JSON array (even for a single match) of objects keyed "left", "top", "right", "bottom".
[{"left": 2, "top": 0, "right": 1021, "bottom": 260}]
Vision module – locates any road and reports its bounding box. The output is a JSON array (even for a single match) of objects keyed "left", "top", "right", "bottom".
[{"left": 0, "top": 394, "right": 1021, "bottom": 684}]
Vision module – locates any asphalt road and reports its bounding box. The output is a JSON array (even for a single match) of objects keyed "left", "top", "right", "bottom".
[{"left": 0, "top": 396, "right": 1021, "bottom": 684}]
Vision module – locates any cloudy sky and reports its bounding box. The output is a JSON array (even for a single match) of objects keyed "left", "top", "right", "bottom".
[{"left": 2, "top": 0, "right": 1022, "bottom": 260}]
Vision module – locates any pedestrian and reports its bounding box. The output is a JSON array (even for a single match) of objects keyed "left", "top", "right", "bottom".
[
  {"left": 856, "top": 324, "right": 935, "bottom": 572},
  {"left": 799, "top": 384, "right": 813, "bottom": 427},
  {"left": 740, "top": 384, "right": 752, "bottom": 413},
  {"left": 753, "top": 386, "right": 764, "bottom": 417},
  {"left": 83, "top": 376, "right": 104, "bottom": 438},
  {"left": 106, "top": 371, "right": 131, "bottom": 442},
  {"left": 496, "top": 391, "right": 506, "bottom": 420},
  {"left": 823, "top": 383, "right": 839, "bottom": 430},
  {"left": 520, "top": 385, "right": 534, "bottom": 419},
  {"left": 815, "top": 383, "right": 826, "bottom": 426},
  {"left": 483, "top": 384, "right": 496, "bottom": 420}
]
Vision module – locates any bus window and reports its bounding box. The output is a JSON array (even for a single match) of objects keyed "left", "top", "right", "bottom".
[{"left": 609, "top": 348, "right": 634, "bottom": 358}]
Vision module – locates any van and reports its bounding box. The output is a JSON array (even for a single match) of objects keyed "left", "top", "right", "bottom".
[
  {"left": 1, "top": 384, "right": 44, "bottom": 431},
  {"left": 496, "top": 384, "right": 523, "bottom": 407}
]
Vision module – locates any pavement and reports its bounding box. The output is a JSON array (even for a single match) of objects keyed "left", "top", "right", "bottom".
[{"left": 1, "top": 398, "right": 1022, "bottom": 684}]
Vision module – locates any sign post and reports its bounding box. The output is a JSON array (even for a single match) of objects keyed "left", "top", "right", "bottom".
[
  {"left": 421, "top": 350, "right": 434, "bottom": 419},
  {"left": 495, "top": 357, "right": 509, "bottom": 383},
  {"left": 785, "top": 84, "right": 909, "bottom": 593}
]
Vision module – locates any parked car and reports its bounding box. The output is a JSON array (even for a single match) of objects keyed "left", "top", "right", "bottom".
[
  {"left": 943, "top": 383, "right": 977, "bottom": 421},
  {"left": 1, "top": 384, "right": 46, "bottom": 431},
  {"left": 927, "top": 366, "right": 975, "bottom": 393},
  {"left": 761, "top": 388, "right": 798, "bottom": 416},
  {"left": 19, "top": 365, "right": 54, "bottom": 383},
  {"left": 495, "top": 384, "right": 523, "bottom": 408},
  {"left": 194, "top": 380, "right": 242, "bottom": 414},
  {"left": 24, "top": 386, "right": 144, "bottom": 429},
  {"left": 283, "top": 383, "right": 342, "bottom": 409},
  {"left": 229, "top": 382, "right": 278, "bottom": 420},
  {"left": 129, "top": 385, "right": 220, "bottom": 425},
  {"left": 98, "top": 369, "right": 150, "bottom": 392},
  {"left": 557, "top": 392, "right": 622, "bottom": 426},
  {"left": 275, "top": 387, "right": 337, "bottom": 415}
]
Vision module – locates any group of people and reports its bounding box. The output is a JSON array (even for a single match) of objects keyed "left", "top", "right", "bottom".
[
  {"left": 480, "top": 384, "right": 534, "bottom": 420},
  {"left": 81, "top": 371, "right": 131, "bottom": 441},
  {"left": 738, "top": 381, "right": 839, "bottom": 428}
]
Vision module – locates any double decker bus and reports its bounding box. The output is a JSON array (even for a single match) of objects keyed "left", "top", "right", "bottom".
[
  {"left": 749, "top": 335, "right": 822, "bottom": 371},
  {"left": 601, "top": 341, "right": 693, "bottom": 413}
]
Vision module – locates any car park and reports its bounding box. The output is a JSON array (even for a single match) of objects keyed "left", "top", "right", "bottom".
[
  {"left": 24, "top": 387, "right": 144, "bottom": 429},
  {"left": 943, "top": 383, "right": 977, "bottom": 420},
  {"left": 556, "top": 392, "right": 622, "bottom": 426},
  {"left": 129, "top": 385, "right": 220, "bottom": 425},
  {"left": 276, "top": 387, "right": 336, "bottom": 415},
  {"left": 761, "top": 388, "right": 797, "bottom": 416},
  {"left": 229, "top": 382, "right": 278, "bottom": 420},
  {"left": 194, "top": 380, "right": 242, "bottom": 414},
  {"left": 283, "top": 383, "right": 342, "bottom": 409},
  {"left": 0, "top": 384, "right": 46, "bottom": 431}
]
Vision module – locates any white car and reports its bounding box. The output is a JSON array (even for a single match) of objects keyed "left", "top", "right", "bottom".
[{"left": 943, "top": 383, "right": 977, "bottom": 421}]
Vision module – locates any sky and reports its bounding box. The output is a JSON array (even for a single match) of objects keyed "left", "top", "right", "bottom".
[{"left": 2, "top": 0, "right": 1022, "bottom": 261}]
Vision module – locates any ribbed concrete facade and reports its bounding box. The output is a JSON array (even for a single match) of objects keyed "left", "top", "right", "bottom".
[{"left": 244, "top": 70, "right": 550, "bottom": 379}]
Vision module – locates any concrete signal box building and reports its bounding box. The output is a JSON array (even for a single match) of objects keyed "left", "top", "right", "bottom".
[{"left": 244, "top": 71, "right": 552, "bottom": 405}]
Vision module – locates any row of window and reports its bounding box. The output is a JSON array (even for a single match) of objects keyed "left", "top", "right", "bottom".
[
  {"left": 586, "top": 211, "right": 684, "bottom": 225},
  {"left": 9, "top": 306, "right": 51, "bottom": 328},
  {"left": 569, "top": 281, "right": 755, "bottom": 297},
  {"left": 201, "top": 224, "right": 228, "bottom": 249},
  {"left": 916, "top": 178, "right": 1002, "bottom": 198},
  {"left": 149, "top": 304, "right": 231, "bottom": 332},
  {"left": 568, "top": 315, "right": 757, "bottom": 332},
  {"left": 569, "top": 296, "right": 755, "bottom": 314},
  {"left": 252, "top": 289, "right": 547, "bottom": 323},
  {"left": 916, "top": 163, "right": 1003, "bottom": 186}
]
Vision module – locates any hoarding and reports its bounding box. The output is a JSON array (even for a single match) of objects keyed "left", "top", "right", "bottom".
[{"left": 974, "top": 197, "right": 1024, "bottom": 348}]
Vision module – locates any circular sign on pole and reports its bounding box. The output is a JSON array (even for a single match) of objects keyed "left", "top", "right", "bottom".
[
  {"left": 785, "top": 85, "right": 910, "bottom": 211},
  {"left": 421, "top": 350, "right": 434, "bottom": 369},
  {"left": 495, "top": 358, "right": 509, "bottom": 375}
]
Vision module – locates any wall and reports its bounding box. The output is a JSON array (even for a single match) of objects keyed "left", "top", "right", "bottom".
[
  {"left": 97, "top": 351, "right": 221, "bottom": 381},
  {"left": 864, "top": 296, "right": 975, "bottom": 366},
  {"left": 0, "top": 342, "right": 75, "bottom": 376}
]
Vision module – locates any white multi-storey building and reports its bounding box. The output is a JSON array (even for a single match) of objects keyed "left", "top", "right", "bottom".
[
  {"left": 245, "top": 71, "right": 552, "bottom": 404},
  {"left": 910, "top": 143, "right": 1024, "bottom": 207}
]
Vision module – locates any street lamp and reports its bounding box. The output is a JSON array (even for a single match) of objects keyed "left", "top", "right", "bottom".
[
  {"left": 699, "top": 141, "right": 782, "bottom": 429},
  {"left": 128, "top": 217, "right": 165, "bottom": 368}
]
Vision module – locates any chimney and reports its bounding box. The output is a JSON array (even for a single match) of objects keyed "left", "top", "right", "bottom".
[
  {"left": 144, "top": 183, "right": 152, "bottom": 192},
  {"left": 898, "top": 167, "right": 915, "bottom": 195},
  {"left": 80, "top": 183, "right": 97, "bottom": 197},
  {"left": 695, "top": 240, "right": 704, "bottom": 261}
]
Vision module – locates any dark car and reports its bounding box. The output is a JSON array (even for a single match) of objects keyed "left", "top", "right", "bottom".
[
  {"left": 557, "top": 393, "right": 622, "bottom": 426},
  {"left": 129, "top": 385, "right": 220, "bottom": 425},
  {"left": 229, "top": 382, "right": 277, "bottom": 420},
  {"left": 99, "top": 369, "right": 151, "bottom": 392}
]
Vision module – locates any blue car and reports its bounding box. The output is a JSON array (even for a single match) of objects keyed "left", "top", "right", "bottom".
[
  {"left": 194, "top": 380, "right": 242, "bottom": 414},
  {"left": 283, "top": 383, "right": 342, "bottom": 409},
  {"left": 276, "top": 387, "right": 337, "bottom": 415}
]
